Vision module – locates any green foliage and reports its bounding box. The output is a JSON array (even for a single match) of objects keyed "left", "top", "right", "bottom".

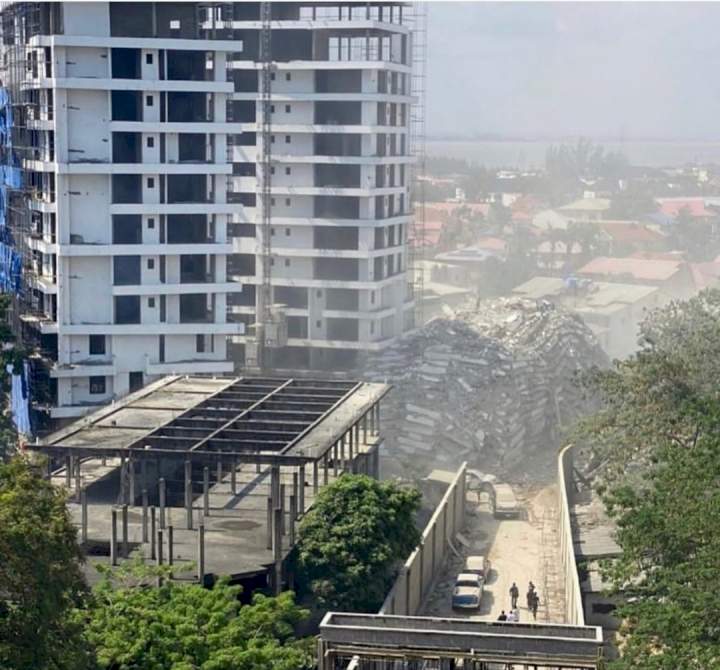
[
  {"left": 0, "top": 457, "right": 91, "bottom": 669},
  {"left": 82, "top": 564, "right": 314, "bottom": 670},
  {"left": 545, "top": 138, "right": 628, "bottom": 182},
  {"left": 573, "top": 289, "right": 720, "bottom": 667},
  {"left": 295, "top": 474, "right": 421, "bottom": 612}
]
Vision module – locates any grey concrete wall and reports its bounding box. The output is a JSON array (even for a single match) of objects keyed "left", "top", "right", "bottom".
[
  {"left": 379, "top": 462, "right": 467, "bottom": 616},
  {"left": 558, "top": 444, "right": 585, "bottom": 625}
]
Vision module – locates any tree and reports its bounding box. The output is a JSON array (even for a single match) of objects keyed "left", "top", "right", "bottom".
[
  {"left": 573, "top": 290, "right": 720, "bottom": 667},
  {"left": 0, "top": 457, "right": 91, "bottom": 669},
  {"left": 83, "top": 563, "right": 314, "bottom": 670},
  {"left": 294, "top": 474, "right": 421, "bottom": 612}
]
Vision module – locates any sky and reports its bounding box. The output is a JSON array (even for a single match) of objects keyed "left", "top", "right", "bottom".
[{"left": 426, "top": 2, "right": 720, "bottom": 140}]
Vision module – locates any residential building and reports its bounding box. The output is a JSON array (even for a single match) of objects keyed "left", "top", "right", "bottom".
[
  {"left": 0, "top": 1, "right": 417, "bottom": 423},
  {"left": 558, "top": 196, "right": 611, "bottom": 222}
]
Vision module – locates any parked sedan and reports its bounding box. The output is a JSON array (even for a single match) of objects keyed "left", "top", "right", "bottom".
[{"left": 451, "top": 573, "right": 483, "bottom": 610}]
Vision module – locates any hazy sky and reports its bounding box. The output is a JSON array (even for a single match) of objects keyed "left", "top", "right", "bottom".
[{"left": 427, "top": 2, "right": 720, "bottom": 140}]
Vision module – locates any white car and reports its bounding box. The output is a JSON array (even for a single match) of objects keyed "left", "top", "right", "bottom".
[
  {"left": 452, "top": 572, "right": 483, "bottom": 610},
  {"left": 463, "top": 555, "right": 490, "bottom": 586},
  {"left": 493, "top": 483, "right": 521, "bottom": 519}
]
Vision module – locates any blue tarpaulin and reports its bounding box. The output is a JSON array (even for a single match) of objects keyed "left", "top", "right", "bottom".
[{"left": 0, "top": 242, "right": 22, "bottom": 295}]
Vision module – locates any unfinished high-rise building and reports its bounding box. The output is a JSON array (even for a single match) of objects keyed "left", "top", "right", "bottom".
[{"left": 0, "top": 2, "right": 420, "bottom": 425}]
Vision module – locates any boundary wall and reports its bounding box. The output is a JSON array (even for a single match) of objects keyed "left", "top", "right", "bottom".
[
  {"left": 379, "top": 462, "right": 467, "bottom": 616},
  {"left": 558, "top": 444, "right": 585, "bottom": 625}
]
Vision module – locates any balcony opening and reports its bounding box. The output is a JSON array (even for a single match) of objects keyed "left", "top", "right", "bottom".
[
  {"left": 115, "top": 295, "right": 140, "bottom": 324},
  {"left": 167, "top": 50, "right": 207, "bottom": 81},
  {"left": 229, "top": 192, "right": 256, "bottom": 207},
  {"left": 229, "top": 100, "right": 256, "bottom": 122},
  {"left": 230, "top": 284, "right": 255, "bottom": 307},
  {"left": 111, "top": 90, "right": 141, "bottom": 121},
  {"left": 236, "top": 132, "right": 257, "bottom": 146},
  {"left": 167, "top": 214, "right": 209, "bottom": 243},
  {"left": 112, "top": 132, "right": 141, "bottom": 163},
  {"left": 111, "top": 48, "right": 140, "bottom": 79},
  {"left": 272, "top": 30, "right": 312, "bottom": 61},
  {"left": 326, "top": 288, "right": 359, "bottom": 311},
  {"left": 180, "top": 293, "right": 211, "bottom": 323},
  {"left": 168, "top": 92, "right": 209, "bottom": 122},
  {"left": 167, "top": 174, "right": 207, "bottom": 203},
  {"left": 110, "top": 2, "right": 153, "bottom": 37},
  {"left": 314, "top": 195, "right": 359, "bottom": 219},
  {"left": 180, "top": 254, "right": 210, "bottom": 283},
  {"left": 327, "top": 317, "right": 359, "bottom": 342},
  {"left": 315, "top": 101, "right": 362, "bottom": 125},
  {"left": 228, "top": 254, "right": 256, "bottom": 276},
  {"left": 112, "top": 215, "right": 142, "bottom": 244},
  {"left": 315, "top": 164, "right": 360, "bottom": 188},
  {"left": 178, "top": 134, "right": 207, "bottom": 162},
  {"left": 314, "top": 133, "right": 361, "bottom": 157},
  {"left": 315, "top": 70, "right": 362, "bottom": 93},
  {"left": 314, "top": 257, "right": 359, "bottom": 281},
  {"left": 274, "top": 285, "right": 308, "bottom": 309},
  {"left": 156, "top": 2, "right": 198, "bottom": 39},
  {"left": 129, "top": 371, "right": 144, "bottom": 392},
  {"left": 113, "top": 255, "right": 141, "bottom": 286},
  {"left": 231, "top": 69, "right": 259, "bottom": 93},
  {"left": 229, "top": 223, "right": 255, "bottom": 238},
  {"left": 233, "top": 162, "right": 256, "bottom": 176},
  {"left": 313, "top": 226, "right": 359, "bottom": 250},
  {"left": 112, "top": 175, "right": 142, "bottom": 204},
  {"left": 287, "top": 316, "right": 308, "bottom": 339}
]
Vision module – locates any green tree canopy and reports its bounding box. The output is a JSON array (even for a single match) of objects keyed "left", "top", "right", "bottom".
[
  {"left": 294, "top": 474, "right": 421, "bottom": 612},
  {"left": 83, "top": 564, "right": 314, "bottom": 670},
  {"left": 573, "top": 289, "right": 720, "bottom": 667},
  {"left": 0, "top": 457, "right": 91, "bottom": 669}
]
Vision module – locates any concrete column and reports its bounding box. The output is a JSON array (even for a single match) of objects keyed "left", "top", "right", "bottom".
[
  {"left": 363, "top": 412, "right": 368, "bottom": 444},
  {"left": 197, "top": 524, "right": 205, "bottom": 583},
  {"left": 298, "top": 465, "right": 305, "bottom": 513},
  {"left": 185, "top": 459, "right": 193, "bottom": 530},
  {"left": 142, "top": 489, "right": 149, "bottom": 543},
  {"left": 292, "top": 472, "right": 299, "bottom": 516},
  {"left": 150, "top": 506, "right": 157, "bottom": 560},
  {"left": 266, "top": 496, "right": 273, "bottom": 550},
  {"left": 121, "top": 504, "right": 129, "bottom": 558},
  {"left": 313, "top": 460, "right": 319, "bottom": 496},
  {"left": 128, "top": 454, "right": 135, "bottom": 504},
  {"left": 167, "top": 525, "right": 174, "bottom": 566},
  {"left": 279, "top": 483, "right": 286, "bottom": 535},
  {"left": 110, "top": 508, "right": 118, "bottom": 566},
  {"left": 65, "top": 454, "right": 72, "bottom": 488},
  {"left": 157, "top": 528, "right": 164, "bottom": 565},
  {"left": 340, "top": 436, "right": 346, "bottom": 471},
  {"left": 80, "top": 490, "right": 88, "bottom": 544},
  {"left": 159, "top": 478, "right": 166, "bottom": 529},
  {"left": 332, "top": 443, "right": 338, "bottom": 477},
  {"left": 140, "top": 459, "right": 147, "bottom": 493},
  {"left": 74, "top": 458, "right": 81, "bottom": 503},
  {"left": 273, "top": 507, "right": 282, "bottom": 595},
  {"left": 324, "top": 453, "right": 329, "bottom": 485},
  {"left": 231, "top": 459, "right": 237, "bottom": 495},
  {"left": 203, "top": 466, "right": 210, "bottom": 516},
  {"left": 119, "top": 454, "right": 126, "bottom": 504},
  {"left": 216, "top": 459, "right": 222, "bottom": 484},
  {"left": 270, "top": 465, "right": 280, "bottom": 507},
  {"left": 289, "top": 494, "right": 296, "bottom": 544}
]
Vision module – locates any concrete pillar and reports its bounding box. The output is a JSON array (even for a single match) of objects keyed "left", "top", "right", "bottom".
[
  {"left": 216, "top": 459, "right": 222, "bottom": 484},
  {"left": 231, "top": 459, "right": 237, "bottom": 495},
  {"left": 266, "top": 496, "right": 273, "bottom": 550},
  {"left": 197, "top": 524, "right": 205, "bottom": 583},
  {"left": 332, "top": 443, "right": 338, "bottom": 477},
  {"left": 185, "top": 459, "right": 193, "bottom": 530},
  {"left": 65, "top": 454, "right": 72, "bottom": 488},
  {"left": 313, "top": 460, "right": 319, "bottom": 496},
  {"left": 110, "top": 508, "right": 118, "bottom": 566},
  {"left": 167, "top": 525, "right": 174, "bottom": 566},
  {"left": 292, "top": 472, "right": 299, "bottom": 516},
  {"left": 121, "top": 504, "right": 129, "bottom": 558},
  {"left": 203, "top": 466, "right": 210, "bottom": 516},
  {"left": 142, "top": 489, "right": 149, "bottom": 543},
  {"left": 157, "top": 528, "right": 164, "bottom": 565},
  {"left": 140, "top": 459, "right": 147, "bottom": 493},
  {"left": 363, "top": 412, "right": 368, "bottom": 444},
  {"left": 74, "top": 458, "right": 81, "bottom": 503},
  {"left": 324, "top": 453, "right": 329, "bottom": 485},
  {"left": 128, "top": 454, "right": 135, "bottom": 505},
  {"left": 298, "top": 465, "right": 305, "bottom": 513},
  {"left": 279, "top": 484, "right": 286, "bottom": 535},
  {"left": 273, "top": 507, "right": 282, "bottom": 595},
  {"left": 150, "top": 506, "right": 157, "bottom": 560},
  {"left": 119, "top": 454, "right": 126, "bottom": 504},
  {"left": 340, "top": 436, "right": 346, "bottom": 471},
  {"left": 289, "top": 494, "right": 296, "bottom": 544},
  {"left": 159, "top": 478, "right": 166, "bottom": 529},
  {"left": 80, "top": 490, "right": 88, "bottom": 544},
  {"left": 270, "top": 465, "right": 280, "bottom": 507}
]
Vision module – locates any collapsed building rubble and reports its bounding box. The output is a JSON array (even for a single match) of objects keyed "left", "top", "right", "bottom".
[{"left": 364, "top": 298, "right": 609, "bottom": 481}]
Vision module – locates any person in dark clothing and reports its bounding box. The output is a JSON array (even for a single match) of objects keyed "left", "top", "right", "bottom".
[
  {"left": 509, "top": 582, "right": 519, "bottom": 609},
  {"left": 497, "top": 610, "right": 507, "bottom": 621},
  {"left": 526, "top": 581, "right": 536, "bottom": 609},
  {"left": 530, "top": 592, "right": 540, "bottom": 620}
]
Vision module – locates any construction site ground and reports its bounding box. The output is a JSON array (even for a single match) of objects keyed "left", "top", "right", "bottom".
[{"left": 422, "top": 484, "right": 566, "bottom": 625}]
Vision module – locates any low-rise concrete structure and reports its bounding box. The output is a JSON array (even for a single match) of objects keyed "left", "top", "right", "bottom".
[{"left": 31, "top": 374, "right": 388, "bottom": 590}]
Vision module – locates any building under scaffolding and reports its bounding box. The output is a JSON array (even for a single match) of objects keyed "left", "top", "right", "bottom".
[
  {"left": 318, "top": 612, "right": 604, "bottom": 670},
  {"left": 30, "top": 374, "right": 388, "bottom": 590}
]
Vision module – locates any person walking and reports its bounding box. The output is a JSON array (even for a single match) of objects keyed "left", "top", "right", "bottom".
[
  {"left": 530, "top": 591, "right": 540, "bottom": 620},
  {"left": 509, "top": 582, "right": 519, "bottom": 609},
  {"left": 526, "top": 582, "right": 535, "bottom": 609}
]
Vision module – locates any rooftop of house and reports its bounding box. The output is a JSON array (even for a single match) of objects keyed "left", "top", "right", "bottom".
[
  {"left": 558, "top": 197, "right": 612, "bottom": 213},
  {"left": 577, "top": 256, "right": 684, "bottom": 282},
  {"left": 598, "top": 221, "right": 666, "bottom": 244},
  {"left": 656, "top": 198, "right": 715, "bottom": 218}
]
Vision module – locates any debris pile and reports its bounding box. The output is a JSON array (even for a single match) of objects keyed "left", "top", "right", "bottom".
[{"left": 364, "top": 298, "right": 608, "bottom": 481}]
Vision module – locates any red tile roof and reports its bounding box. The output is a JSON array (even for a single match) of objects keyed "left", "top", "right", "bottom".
[
  {"left": 599, "top": 222, "right": 665, "bottom": 243},
  {"left": 658, "top": 199, "right": 714, "bottom": 218}
]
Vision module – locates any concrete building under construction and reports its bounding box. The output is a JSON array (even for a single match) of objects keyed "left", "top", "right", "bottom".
[
  {"left": 31, "top": 374, "right": 388, "bottom": 589},
  {"left": 0, "top": 1, "right": 423, "bottom": 425}
]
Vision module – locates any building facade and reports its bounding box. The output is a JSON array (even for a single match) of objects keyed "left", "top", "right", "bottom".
[{"left": 0, "top": 1, "right": 415, "bottom": 424}]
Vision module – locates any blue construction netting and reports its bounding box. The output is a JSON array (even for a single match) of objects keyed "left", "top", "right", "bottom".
[{"left": 0, "top": 87, "right": 22, "bottom": 295}]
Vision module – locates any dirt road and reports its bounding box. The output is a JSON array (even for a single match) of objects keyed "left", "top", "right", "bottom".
[{"left": 421, "top": 484, "right": 566, "bottom": 624}]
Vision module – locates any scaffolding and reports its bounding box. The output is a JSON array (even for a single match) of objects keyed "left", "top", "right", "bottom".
[{"left": 407, "top": 1, "right": 428, "bottom": 331}]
